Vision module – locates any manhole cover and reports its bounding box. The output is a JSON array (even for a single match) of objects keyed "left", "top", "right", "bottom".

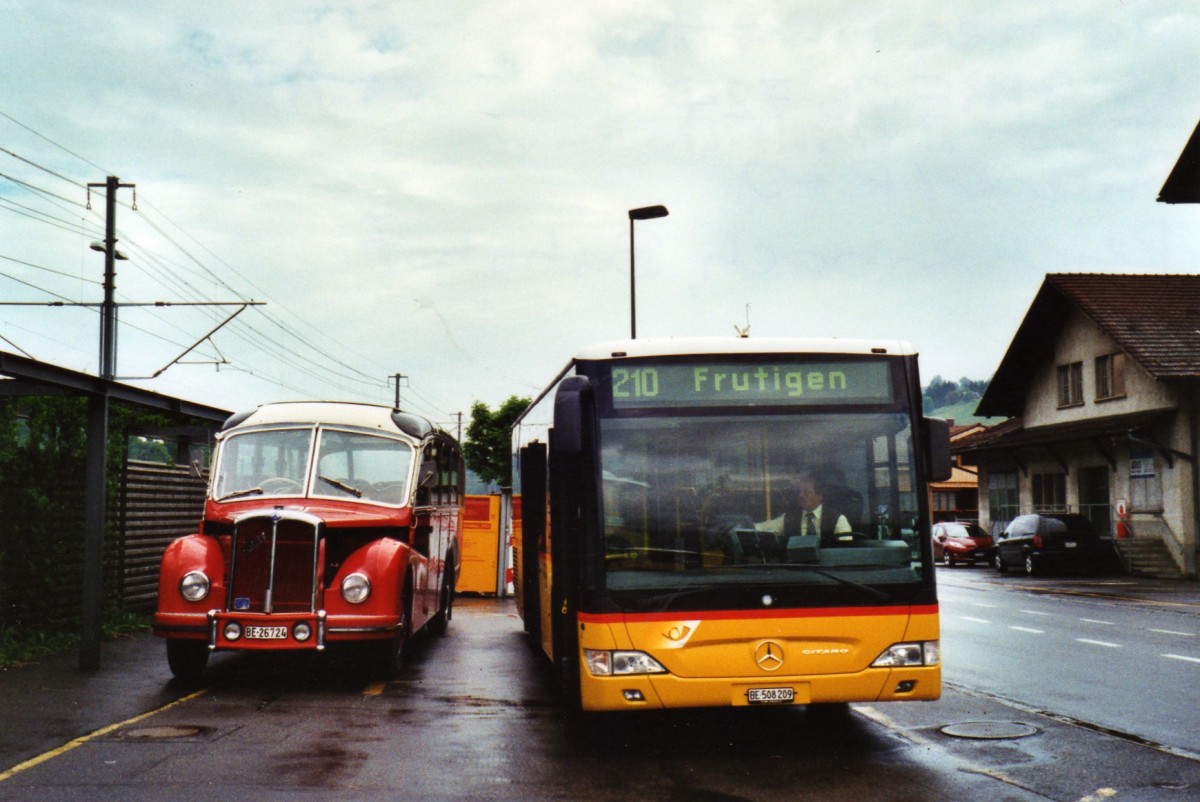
[
  {"left": 940, "top": 721, "right": 1039, "bottom": 740},
  {"left": 121, "top": 725, "right": 206, "bottom": 740}
]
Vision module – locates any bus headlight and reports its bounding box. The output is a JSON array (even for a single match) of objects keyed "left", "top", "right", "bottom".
[
  {"left": 341, "top": 572, "right": 371, "bottom": 604},
  {"left": 584, "top": 649, "right": 668, "bottom": 676},
  {"left": 179, "top": 571, "right": 210, "bottom": 602},
  {"left": 871, "top": 640, "right": 940, "bottom": 667}
]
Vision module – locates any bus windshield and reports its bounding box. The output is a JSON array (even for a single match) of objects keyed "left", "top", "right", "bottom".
[
  {"left": 599, "top": 411, "right": 924, "bottom": 604},
  {"left": 213, "top": 427, "right": 415, "bottom": 506}
]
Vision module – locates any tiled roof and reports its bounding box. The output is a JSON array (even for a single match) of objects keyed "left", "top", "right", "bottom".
[
  {"left": 1050, "top": 274, "right": 1200, "bottom": 377},
  {"left": 976, "top": 273, "right": 1200, "bottom": 417},
  {"left": 1159, "top": 117, "right": 1200, "bottom": 203}
]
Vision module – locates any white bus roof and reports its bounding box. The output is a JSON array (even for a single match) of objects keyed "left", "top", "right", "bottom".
[
  {"left": 573, "top": 337, "right": 917, "bottom": 360},
  {"left": 224, "top": 402, "right": 440, "bottom": 440}
]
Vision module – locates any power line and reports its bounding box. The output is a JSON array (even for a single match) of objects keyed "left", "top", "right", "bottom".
[
  {"left": 0, "top": 251, "right": 102, "bottom": 284},
  {"left": 0, "top": 109, "right": 109, "bottom": 174},
  {"left": 0, "top": 143, "right": 84, "bottom": 188},
  {"left": 0, "top": 112, "right": 446, "bottom": 409},
  {"left": 0, "top": 170, "right": 83, "bottom": 207}
]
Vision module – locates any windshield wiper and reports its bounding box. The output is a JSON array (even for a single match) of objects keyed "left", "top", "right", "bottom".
[
  {"left": 751, "top": 564, "right": 893, "bottom": 601},
  {"left": 621, "top": 585, "right": 725, "bottom": 613},
  {"left": 319, "top": 475, "right": 363, "bottom": 497},
  {"left": 217, "top": 486, "right": 264, "bottom": 502}
]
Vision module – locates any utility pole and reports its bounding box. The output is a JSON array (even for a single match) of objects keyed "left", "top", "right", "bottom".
[
  {"left": 390, "top": 373, "right": 408, "bottom": 411},
  {"left": 87, "top": 176, "right": 135, "bottom": 380},
  {"left": 79, "top": 175, "right": 133, "bottom": 670}
]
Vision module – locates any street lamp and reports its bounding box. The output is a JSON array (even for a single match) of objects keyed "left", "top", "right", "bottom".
[{"left": 628, "top": 204, "right": 669, "bottom": 339}]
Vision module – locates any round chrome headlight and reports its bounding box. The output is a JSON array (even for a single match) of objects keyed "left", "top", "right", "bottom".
[
  {"left": 341, "top": 572, "right": 371, "bottom": 604},
  {"left": 223, "top": 622, "right": 242, "bottom": 641},
  {"left": 179, "top": 570, "right": 210, "bottom": 602},
  {"left": 293, "top": 622, "right": 312, "bottom": 642}
]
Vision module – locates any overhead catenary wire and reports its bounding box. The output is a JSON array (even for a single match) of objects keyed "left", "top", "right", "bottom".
[{"left": 0, "top": 114, "right": 454, "bottom": 415}]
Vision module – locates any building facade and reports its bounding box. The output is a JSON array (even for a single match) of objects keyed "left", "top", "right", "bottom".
[{"left": 956, "top": 274, "right": 1200, "bottom": 579}]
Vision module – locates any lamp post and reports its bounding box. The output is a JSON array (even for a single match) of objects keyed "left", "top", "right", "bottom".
[{"left": 628, "top": 204, "right": 669, "bottom": 339}]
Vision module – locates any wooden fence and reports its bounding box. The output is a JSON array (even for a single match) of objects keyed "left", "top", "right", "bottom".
[
  {"left": 115, "top": 460, "right": 208, "bottom": 612},
  {"left": 0, "top": 459, "right": 206, "bottom": 631}
]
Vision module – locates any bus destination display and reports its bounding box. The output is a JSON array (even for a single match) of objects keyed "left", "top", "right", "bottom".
[{"left": 608, "top": 360, "right": 894, "bottom": 408}]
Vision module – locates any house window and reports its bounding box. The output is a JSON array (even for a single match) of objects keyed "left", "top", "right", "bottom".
[
  {"left": 1129, "top": 448, "right": 1163, "bottom": 512},
  {"left": 1057, "top": 362, "right": 1083, "bottom": 408},
  {"left": 1032, "top": 472, "right": 1067, "bottom": 512},
  {"left": 988, "top": 470, "right": 1019, "bottom": 527},
  {"left": 1095, "top": 353, "right": 1126, "bottom": 401}
]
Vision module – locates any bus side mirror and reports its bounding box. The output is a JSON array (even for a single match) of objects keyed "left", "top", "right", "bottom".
[
  {"left": 552, "top": 376, "right": 591, "bottom": 457},
  {"left": 924, "top": 417, "right": 952, "bottom": 483},
  {"left": 415, "top": 461, "right": 436, "bottom": 505}
]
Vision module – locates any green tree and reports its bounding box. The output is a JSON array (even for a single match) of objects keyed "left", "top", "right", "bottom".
[{"left": 462, "top": 395, "right": 531, "bottom": 487}]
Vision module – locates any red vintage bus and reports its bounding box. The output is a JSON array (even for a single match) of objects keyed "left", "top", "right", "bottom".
[{"left": 153, "top": 402, "right": 463, "bottom": 680}]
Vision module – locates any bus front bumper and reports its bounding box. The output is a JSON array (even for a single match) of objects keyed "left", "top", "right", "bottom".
[{"left": 578, "top": 664, "right": 941, "bottom": 711}]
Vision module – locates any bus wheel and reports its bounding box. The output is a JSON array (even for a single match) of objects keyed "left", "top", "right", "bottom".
[
  {"left": 378, "top": 613, "right": 410, "bottom": 680},
  {"left": 166, "top": 639, "right": 209, "bottom": 681},
  {"left": 378, "top": 585, "right": 413, "bottom": 679},
  {"left": 428, "top": 566, "right": 454, "bottom": 638}
]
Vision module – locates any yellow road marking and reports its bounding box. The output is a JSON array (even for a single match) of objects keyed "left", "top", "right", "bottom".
[{"left": 0, "top": 688, "right": 208, "bottom": 783}]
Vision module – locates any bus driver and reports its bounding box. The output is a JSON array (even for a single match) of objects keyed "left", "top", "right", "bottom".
[{"left": 775, "top": 468, "right": 853, "bottom": 542}]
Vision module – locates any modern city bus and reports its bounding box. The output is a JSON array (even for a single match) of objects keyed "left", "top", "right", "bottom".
[
  {"left": 511, "top": 338, "right": 951, "bottom": 712},
  {"left": 153, "top": 402, "right": 463, "bottom": 680}
]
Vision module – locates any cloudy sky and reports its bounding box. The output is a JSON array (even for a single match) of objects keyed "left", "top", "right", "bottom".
[{"left": 3, "top": 2, "right": 1200, "bottom": 430}]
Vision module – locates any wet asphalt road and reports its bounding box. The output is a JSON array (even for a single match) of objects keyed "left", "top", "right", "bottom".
[{"left": 2, "top": 589, "right": 1200, "bottom": 801}]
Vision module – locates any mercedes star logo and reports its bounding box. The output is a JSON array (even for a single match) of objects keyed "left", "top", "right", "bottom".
[{"left": 755, "top": 640, "right": 785, "bottom": 671}]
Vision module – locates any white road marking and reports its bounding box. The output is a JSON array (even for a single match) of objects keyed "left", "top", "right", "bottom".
[
  {"left": 1076, "top": 639, "right": 1121, "bottom": 648},
  {"left": 1150, "top": 628, "right": 1196, "bottom": 637},
  {"left": 960, "top": 616, "right": 990, "bottom": 624},
  {"left": 1079, "top": 618, "right": 1114, "bottom": 625},
  {"left": 1009, "top": 626, "right": 1044, "bottom": 634},
  {"left": 1021, "top": 610, "right": 1052, "bottom": 616},
  {"left": 1162, "top": 653, "right": 1200, "bottom": 664}
]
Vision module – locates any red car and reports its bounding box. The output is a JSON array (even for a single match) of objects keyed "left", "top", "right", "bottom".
[{"left": 932, "top": 522, "right": 994, "bottom": 567}]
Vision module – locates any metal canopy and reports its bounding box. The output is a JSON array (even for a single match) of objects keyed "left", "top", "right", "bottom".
[{"left": 0, "top": 349, "right": 230, "bottom": 422}]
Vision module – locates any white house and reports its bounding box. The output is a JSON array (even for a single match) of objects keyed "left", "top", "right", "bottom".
[{"left": 956, "top": 273, "right": 1200, "bottom": 579}]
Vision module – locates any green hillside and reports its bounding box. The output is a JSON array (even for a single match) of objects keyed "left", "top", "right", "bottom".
[{"left": 928, "top": 398, "right": 1006, "bottom": 426}]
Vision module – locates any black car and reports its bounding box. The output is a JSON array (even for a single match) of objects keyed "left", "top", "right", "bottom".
[{"left": 992, "top": 513, "right": 1099, "bottom": 576}]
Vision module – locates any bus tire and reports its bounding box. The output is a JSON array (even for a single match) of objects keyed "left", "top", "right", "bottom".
[
  {"left": 166, "top": 639, "right": 209, "bottom": 681},
  {"left": 428, "top": 560, "right": 455, "bottom": 638},
  {"left": 378, "top": 583, "right": 413, "bottom": 679}
]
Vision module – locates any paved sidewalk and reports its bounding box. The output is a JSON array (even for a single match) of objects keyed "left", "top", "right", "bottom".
[{"left": 0, "top": 631, "right": 195, "bottom": 774}]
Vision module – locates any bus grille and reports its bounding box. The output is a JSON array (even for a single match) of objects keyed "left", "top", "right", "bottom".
[{"left": 228, "top": 514, "right": 320, "bottom": 614}]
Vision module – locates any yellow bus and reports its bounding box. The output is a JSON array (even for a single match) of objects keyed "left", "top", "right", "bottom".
[{"left": 511, "top": 338, "right": 951, "bottom": 712}]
